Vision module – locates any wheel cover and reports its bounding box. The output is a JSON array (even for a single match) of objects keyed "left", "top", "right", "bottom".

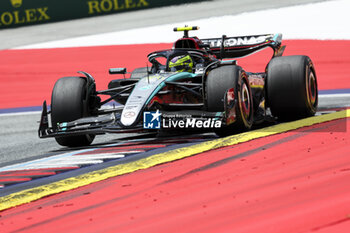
[
  {"left": 240, "top": 82, "right": 251, "bottom": 119},
  {"left": 306, "top": 70, "right": 317, "bottom": 108}
]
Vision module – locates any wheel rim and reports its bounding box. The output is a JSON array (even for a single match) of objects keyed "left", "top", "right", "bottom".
[
  {"left": 240, "top": 82, "right": 251, "bottom": 119},
  {"left": 307, "top": 70, "right": 317, "bottom": 108}
]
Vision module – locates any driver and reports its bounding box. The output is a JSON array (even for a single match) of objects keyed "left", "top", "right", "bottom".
[{"left": 168, "top": 55, "right": 194, "bottom": 73}]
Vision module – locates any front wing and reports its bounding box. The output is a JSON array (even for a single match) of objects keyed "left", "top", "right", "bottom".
[{"left": 38, "top": 101, "right": 225, "bottom": 138}]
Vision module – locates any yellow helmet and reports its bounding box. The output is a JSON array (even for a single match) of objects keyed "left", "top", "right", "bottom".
[{"left": 168, "top": 55, "right": 194, "bottom": 73}]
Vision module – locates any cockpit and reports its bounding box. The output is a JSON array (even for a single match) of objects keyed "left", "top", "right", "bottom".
[{"left": 147, "top": 49, "right": 213, "bottom": 74}]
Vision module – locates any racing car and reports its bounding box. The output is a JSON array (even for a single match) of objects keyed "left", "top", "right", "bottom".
[{"left": 38, "top": 26, "right": 318, "bottom": 147}]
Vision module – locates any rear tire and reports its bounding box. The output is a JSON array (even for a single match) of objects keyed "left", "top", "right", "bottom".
[
  {"left": 266, "top": 55, "right": 318, "bottom": 120},
  {"left": 206, "top": 65, "right": 254, "bottom": 136},
  {"left": 51, "top": 77, "right": 95, "bottom": 147}
]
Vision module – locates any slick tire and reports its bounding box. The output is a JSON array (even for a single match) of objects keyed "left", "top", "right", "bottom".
[
  {"left": 266, "top": 55, "right": 318, "bottom": 120},
  {"left": 206, "top": 65, "right": 254, "bottom": 136},
  {"left": 51, "top": 77, "right": 95, "bottom": 147}
]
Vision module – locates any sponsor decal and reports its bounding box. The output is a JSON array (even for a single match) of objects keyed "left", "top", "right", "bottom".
[
  {"left": 123, "top": 111, "right": 136, "bottom": 118},
  {"left": 148, "top": 74, "right": 163, "bottom": 80},
  {"left": 249, "top": 75, "right": 265, "bottom": 89},
  {"left": 162, "top": 117, "right": 222, "bottom": 129},
  {"left": 125, "top": 105, "right": 138, "bottom": 110},
  {"left": 10, "top": 0, "right": 22, "bottom": 8},
  {"left": 202, "top": 35, "right": 271, "bottom": 48},
  {"left": 143, "top": 111, "right": 222, "bottom": 129},
  {"left": 0, "top": 0, "right": 50, "bottom": 27},
  {"left": 143, "top": 110, "right": 161, "bottom": 129},
  {"left": 128, "top": 96, "right": 144, "bottom": 103},
  {"left": 87, "top": 0, "right": 149, "bottom": 14}
]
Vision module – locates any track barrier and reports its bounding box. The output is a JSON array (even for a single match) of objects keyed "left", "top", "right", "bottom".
[{"left": 0, "top": 0, "right": 205, "bottom": 29}]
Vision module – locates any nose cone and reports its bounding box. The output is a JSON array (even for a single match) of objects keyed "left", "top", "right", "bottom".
[
  {"left": 120, "top": 110, "right": 138, "bottom": 126},
  {"left": 120, "top": 74, "right": 168, "bottom": 127}
]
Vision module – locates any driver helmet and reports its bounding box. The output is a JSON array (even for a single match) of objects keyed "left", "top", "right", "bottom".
[{"left": 169, "top": 55, "right": 194, "bottom": 73}]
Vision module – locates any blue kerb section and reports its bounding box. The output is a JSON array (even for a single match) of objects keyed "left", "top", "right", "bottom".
[
  {"left": 319, "top": 89, "right": 350, "bottom": 94},
  {"left": 0, "top": 106, "right": 42, "bottom": 114}
]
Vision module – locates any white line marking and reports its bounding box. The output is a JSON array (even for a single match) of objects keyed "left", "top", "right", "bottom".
[
  {"left": 0, "top": 165, "right": 81, "bottom": 171},
  {"left": 74, "top": 151, "right": 144, "bottom": 156},
  {"left": 319, "top": 94, "right": 350, "bottom": 98},
  {"left": 0, "top": 150, "right": 94, "bottom": 172},
  {"left": 71, "top": 154, "right": 126, "bottom": 159},
  {"left": 0, "top": 139, "right": 152, "bottom": 172},
  {"left": 34, "top": 160, "right": 104, "bottom": 166},
  {"left": 0, "top": 111, "right": 41, "bottom": 117}
]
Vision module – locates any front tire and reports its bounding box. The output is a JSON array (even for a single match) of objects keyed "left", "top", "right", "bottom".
[
  {"left": 206, "top": 65, "right": 254, "bottom": 136},
  {"left": 51, "top": 77, "right": 95, "bottom": 147},
  {"left": 266, "top": 55, "right": 318, "bottom": 120}
]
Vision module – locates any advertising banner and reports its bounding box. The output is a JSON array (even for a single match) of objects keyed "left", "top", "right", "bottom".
[{"left": 0, "top": 0, "right": 204, "bottom": 29}]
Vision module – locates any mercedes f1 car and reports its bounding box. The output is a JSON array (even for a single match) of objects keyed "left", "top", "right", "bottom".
[{"left": 38, "top": 26, "right": 318, "bottom": 147}]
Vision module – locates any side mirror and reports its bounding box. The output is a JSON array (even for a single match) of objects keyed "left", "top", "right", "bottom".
[{"left": 109, "top": 68, "right": 127, "bottom": 74}]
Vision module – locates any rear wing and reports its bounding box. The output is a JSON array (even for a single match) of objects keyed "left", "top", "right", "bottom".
[{"left": 201, "top": 33, "right": 284, "bottom": 59}]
